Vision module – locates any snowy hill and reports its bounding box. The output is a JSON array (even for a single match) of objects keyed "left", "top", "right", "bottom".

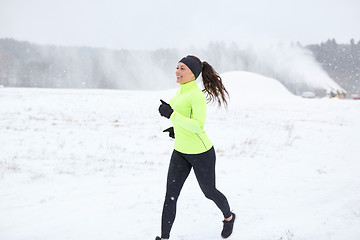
[
  {"left": 1, "top": 71, "right": 360, "bottom": 240},
  {"left": 220, "top": 71, "right": 297, "bottom": 105}
]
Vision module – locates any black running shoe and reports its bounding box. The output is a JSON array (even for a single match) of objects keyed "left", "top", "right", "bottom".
[
  {"left": 155, "top": 237, "right": 161, "bottom": 240},
  {"left": 221, "top": 213, "right": 236, "bottom": 238}
]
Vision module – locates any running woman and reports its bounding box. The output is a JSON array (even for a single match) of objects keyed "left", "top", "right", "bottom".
[{"left": 156, "top": 55, "right": 235, "bottom": 240}]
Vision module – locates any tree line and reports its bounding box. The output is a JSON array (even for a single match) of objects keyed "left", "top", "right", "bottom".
[
  {"left": 0, "top": 38, "right": 179, "bottom": 89},
  {"left": 307, "top": 39, "right": 360, "bottom": 95},
  {"left": 0, "top": 38, "right": 359, "bottom": 95}
]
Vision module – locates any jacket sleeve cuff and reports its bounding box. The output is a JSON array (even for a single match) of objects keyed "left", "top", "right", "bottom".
[{"left": 170, "top": 111, "right": 176, "bottom": 120}]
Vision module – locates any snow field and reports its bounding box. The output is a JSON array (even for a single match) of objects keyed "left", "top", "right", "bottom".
[{"left": 1, "top": 71, "right": 360, "bottom": 240}]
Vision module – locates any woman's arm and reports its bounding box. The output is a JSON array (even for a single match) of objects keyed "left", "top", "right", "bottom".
[{"left": 170, "top": 93, "right": 206, "bottom": 134}]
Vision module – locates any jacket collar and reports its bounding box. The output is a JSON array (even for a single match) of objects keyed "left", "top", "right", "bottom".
[{"left": 180, "top": 80, "right": 197, "bottom": 92}]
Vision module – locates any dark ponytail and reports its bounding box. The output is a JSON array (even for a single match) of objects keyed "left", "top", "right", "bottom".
[
  {"left": 201, "top": 61, "right": 229, "bottom": 107},
  {"left": 180, "top": 55, "right": 229, "bottom": 106}
]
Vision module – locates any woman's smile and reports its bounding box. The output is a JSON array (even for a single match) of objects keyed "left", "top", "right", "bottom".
[{"left": 176, "top": 62, "right": 195, "bottom": 84}]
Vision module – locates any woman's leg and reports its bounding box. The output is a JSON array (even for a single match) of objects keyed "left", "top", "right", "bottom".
[
  {"left": 187, "top": 147, "right": 231, "bottom": 218},
  {"left": 161, "top": 150, "right": 192, "bottom": 239}
]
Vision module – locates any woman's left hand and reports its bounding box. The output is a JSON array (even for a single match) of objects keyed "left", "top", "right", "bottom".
[{"left": 163, "top": 127, "right": 175, "bottom": 139}]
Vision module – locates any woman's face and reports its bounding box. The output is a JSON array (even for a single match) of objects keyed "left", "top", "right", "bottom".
[{"left": 176, "top": 62, "right": 195, "bottom": 84}]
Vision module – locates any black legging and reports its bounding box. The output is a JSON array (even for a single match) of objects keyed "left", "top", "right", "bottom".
[{"left": 161, "top": 146, "right": 231, "bottom": 239}]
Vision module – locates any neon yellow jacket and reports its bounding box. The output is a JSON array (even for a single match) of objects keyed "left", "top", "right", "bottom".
[{"left": 169, "top": 80, "right": 213, "bottom": 154}]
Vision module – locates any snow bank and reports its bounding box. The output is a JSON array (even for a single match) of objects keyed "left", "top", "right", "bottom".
[{"left": 220, "top": 71, "right": 298, "bottom": 106}]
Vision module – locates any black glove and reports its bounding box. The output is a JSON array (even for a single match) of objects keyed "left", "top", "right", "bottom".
[
  {"left": 163, "top": 127, "right": 175, "bottom": 139},
  {"left": 158, "top": 99, "right": 173, "bottom": 119}
]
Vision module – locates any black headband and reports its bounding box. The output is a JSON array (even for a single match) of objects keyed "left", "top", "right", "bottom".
[{"left": 179, "top": 55, "right": 202, "bottom": 79}]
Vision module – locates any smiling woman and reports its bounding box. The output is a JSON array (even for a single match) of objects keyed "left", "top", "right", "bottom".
[{"left": 156, "top": 55, "right": 234, "bottom": 240}]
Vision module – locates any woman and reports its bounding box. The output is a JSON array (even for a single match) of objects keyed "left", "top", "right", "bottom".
[{"left": 156, "top": 55, "right": 235, "bottom": 240}]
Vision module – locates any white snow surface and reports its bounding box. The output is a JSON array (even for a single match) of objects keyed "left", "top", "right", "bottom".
[{"left": 1, "top": 71, "right": 360, "bottom": 240}]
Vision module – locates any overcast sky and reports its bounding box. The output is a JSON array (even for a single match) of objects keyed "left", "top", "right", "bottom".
[{"left": 0, "top": 0, "right": 359, "bottom": 50}]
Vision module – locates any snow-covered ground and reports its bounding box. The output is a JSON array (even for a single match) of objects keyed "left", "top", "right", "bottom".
[{"left": 1, "top": 71, "right": 359, "bottom": 240}]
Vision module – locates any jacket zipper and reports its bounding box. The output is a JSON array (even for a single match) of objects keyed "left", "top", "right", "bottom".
[{"left": 190, "top": 109, "right": 207, "bottom": 151}]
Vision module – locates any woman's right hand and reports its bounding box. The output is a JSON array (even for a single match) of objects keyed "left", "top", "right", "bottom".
[{"left": 158, "top": 99, "right": 174, "bottom": 119}]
